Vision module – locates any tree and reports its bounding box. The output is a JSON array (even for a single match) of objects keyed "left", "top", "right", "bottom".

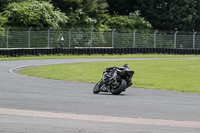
[
  {"left": 106, "top": 0, "right": 139, "bottom": 15},
  {"left": 50, "top": 0, "right": 109, "bottom": 29},
  {"left": 193, "top": 0, "right": 200, "bottom": 31},
  {"left": 66, "top": 9, "right": 97, "bottom": 28},
  {"left": 106, "top": 0, "right": 198, "bottom": 31},
  {"left": 50, "top": 0, "right": 107, "bottom": 15},
  {"left": 106, "top": 11, "right": 152, "bottom": 30},
  {"left": 0, "top": 0, "right": 30, "bottom": 12},
  {"left": 0, "top": 13, "right": 6, "bottom": 48},
  {"left": 0, "top": 13, "right": 7, "bottom": 30},
  {"left": 138, "top": 0, "right": 196, "bottom": 31},
  {"left": 3, "top": 0, "right": 68, "bottom": 28}
]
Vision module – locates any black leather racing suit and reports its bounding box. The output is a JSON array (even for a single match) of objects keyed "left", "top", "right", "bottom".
[
  {"left": 117, "top": 67, "right": 134, "bottom": 87},
  {"left": 105, "top": 66, "right": 134, "bottom": 87}
]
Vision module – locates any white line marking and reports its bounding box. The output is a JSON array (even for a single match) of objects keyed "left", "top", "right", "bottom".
[
  {"left": 9, "top": 65, "right": 30, "bottom": 75},
  {"left": 0, "top": 108, "right": 200, "bottom": 128}
]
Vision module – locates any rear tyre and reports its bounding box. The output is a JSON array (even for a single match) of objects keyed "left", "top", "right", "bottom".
[{"left": 111, "top": 79, "right": 127, "bottom": 95}]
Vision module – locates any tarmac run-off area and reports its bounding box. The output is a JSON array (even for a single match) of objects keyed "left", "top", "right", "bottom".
[{"left": 1, "top": 57, "right": 200, "bottom": 133}]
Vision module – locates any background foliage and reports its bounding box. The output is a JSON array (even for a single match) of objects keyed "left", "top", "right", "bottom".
[
  {"left": 3, "top": 0, "right": 68, "bottom": 29},
  {"left": 107, "top": 0, "right": 200, "bottom": 31},
  {"left": 0, "top": 0, "right": 151, "bottom": 30},
  {"left": 1, "top": 0, "right": 200, "bottom": 31}
]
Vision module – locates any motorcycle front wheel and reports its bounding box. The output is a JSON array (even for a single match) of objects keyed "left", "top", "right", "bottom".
[
  {"left": 93, "top": 80, "right": 101, "bottom": 94},
  {"left": 111, "top": 79, "right": 127, "bottom": 95}
]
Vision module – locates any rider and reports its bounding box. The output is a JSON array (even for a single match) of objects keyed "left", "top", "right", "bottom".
[
  {"left": 118, "top": 64, "right": 134, "bottom": 87},
  {"left": 105, "top": 64, "right": 134, "bottom": 87}
]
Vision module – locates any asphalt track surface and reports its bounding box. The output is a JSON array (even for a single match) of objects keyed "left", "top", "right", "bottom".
[{"left": 1, "top": 57, "right": 200, "bottom": 133}]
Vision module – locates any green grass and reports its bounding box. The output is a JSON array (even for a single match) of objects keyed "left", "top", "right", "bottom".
[
  {"left": 19, "top": 58, "right": 200, "bottom": 93},
  {"left": 1, "top": 54, "right": 200, "bottom": 61}
]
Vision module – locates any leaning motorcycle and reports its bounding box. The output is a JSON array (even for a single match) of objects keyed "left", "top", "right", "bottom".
[{"left": 93, "top": 66, "right": 134, "bottom": 95}]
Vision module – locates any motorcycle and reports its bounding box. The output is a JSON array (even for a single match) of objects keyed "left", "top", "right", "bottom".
[{"left": 93, "top": 66, "right": 134, "bottom": 95}]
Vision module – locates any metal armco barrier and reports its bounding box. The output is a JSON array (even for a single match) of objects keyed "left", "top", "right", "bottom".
[{"left": 0, "top": 48, "right": 200, "bottom": 57}]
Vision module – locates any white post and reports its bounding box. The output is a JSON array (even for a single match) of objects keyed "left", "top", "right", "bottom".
[
  {"left": 48, "top": 27, "right": 52, "bottom": 48},
  {"left": 174, "top": 31, "right": 178, "bottom": 48},
  {"left": 68, "top": 28, "right": 72, "bottom": 48},
  {"left": 133, "top": 29, "right": 137, "bottom": 48},
  {"left": 90, "top": 27, "right": 94, "bottom": 47},
  {"left": 193, "top": 31, "right": 197, "bottom": 49},
  {"left": 112, "top": 29, "right": 116, "bottom": 48},
  {"left": 28, "top": 27, "right": 32, "bottom": 48},
  {"left": 154, "top": 30, "right": 158, "bottom": 48},
  {"left": 6, "top": 27, "right": 11, "bottom": 48}
]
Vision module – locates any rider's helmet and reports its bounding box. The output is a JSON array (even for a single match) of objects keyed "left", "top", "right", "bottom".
[{"left": 122, "top": 64, "right": 129, "bottom": 69}]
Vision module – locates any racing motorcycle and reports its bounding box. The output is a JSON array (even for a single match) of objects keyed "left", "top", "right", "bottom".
[{"left": 93, "top": 65, "right": 134, "bottom": 95}]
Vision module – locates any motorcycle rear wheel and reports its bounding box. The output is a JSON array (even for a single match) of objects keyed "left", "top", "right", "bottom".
[{"left": 111, "top": 79, "right": 127, "bottom": 95}]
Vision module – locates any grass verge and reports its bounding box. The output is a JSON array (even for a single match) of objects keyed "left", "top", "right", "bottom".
[
  {"left": 19, "top": 58, "right": 200, "bottom": 93},
  {"left": 1, "top": 54, "right": 200, "bottom": 61}
]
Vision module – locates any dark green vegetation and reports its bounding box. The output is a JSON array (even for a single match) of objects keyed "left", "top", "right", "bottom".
[
  {"left": 0, "top": 0, "right": 151, "bottom": 30},
  {"left": 107, "top": 0, "right": 200, "bottom": 31},
  {"left": 1, "top": 0, "right": 200, "bottom": 31}
]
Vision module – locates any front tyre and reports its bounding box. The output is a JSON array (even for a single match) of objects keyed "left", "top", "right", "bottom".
[
  {"left": 111, "top": 79, "right": 127, "bottom": 95},
  {"left": 93, "top": 80, "right": 101, "bottom": 94}
]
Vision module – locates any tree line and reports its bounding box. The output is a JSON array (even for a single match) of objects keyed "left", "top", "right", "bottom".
[{"left": 0, "top": 0, "right": 200, "bottom": 31}]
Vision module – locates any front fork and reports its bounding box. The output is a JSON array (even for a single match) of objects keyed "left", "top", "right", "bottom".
[{"left": 99, "top": 80, "right": 110, "bottom": 92}]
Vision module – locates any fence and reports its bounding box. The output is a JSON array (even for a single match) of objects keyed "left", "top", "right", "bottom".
[{"left": 0, "top": 27, "right": 200, "bottom": 49}]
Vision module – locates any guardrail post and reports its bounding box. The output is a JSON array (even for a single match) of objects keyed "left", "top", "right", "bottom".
[
  {"left": 90, "top": 27, "right": 94, "bottom": 47},
  {"left": 174, "top": 31, "right": 178, "bottom": 48},
  {"left": 112, "top": 29, "right": 116, "bottom": 48},
  {"left": 193, "top": 31, "right": 197, "bottom": 49},
  {"left": 68, "top": 28, "right": 72, "bottom": 48},
  {"left": 6, "top": 27, "right": 11, "bottom": 48},
  {"left": 28, "top": 27, "right": 32, "bottom": 48},
  {"left": 48, "top": 27, "right": 52, "bottom": 48},
  {"left": 154, "top": 30, "right": 158, "bottom": 48},
  {"left": 133, "top": 29, "right": 137, "bottom": 48}
]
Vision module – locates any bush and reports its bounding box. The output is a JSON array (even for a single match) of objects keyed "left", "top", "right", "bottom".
[{"left": 3, "top": 0, "right": 68, "bottom": 29}]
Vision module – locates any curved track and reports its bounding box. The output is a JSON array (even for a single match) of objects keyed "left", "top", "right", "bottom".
[{"left": 1, "top": 58, "right": 200, "bottom": 133}]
